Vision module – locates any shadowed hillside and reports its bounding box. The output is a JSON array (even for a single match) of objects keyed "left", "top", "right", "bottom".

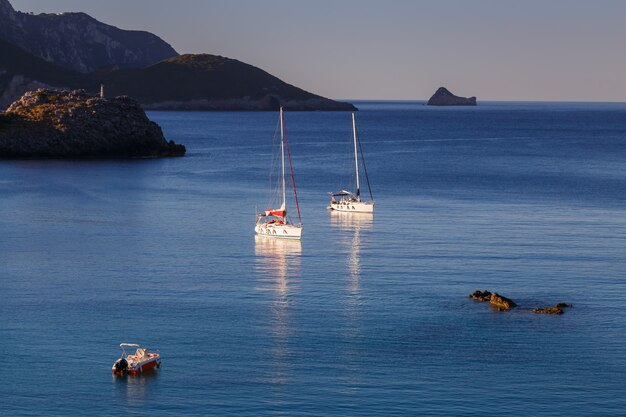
[
  {"left": 96, "top": 54, "right": 356, "bottom": 110},
  {"left": 0, "top": 0, "right": 354, "bottom": 111},
  {"left": 0, "top": 0, "right": 177, "bottom": 72}
]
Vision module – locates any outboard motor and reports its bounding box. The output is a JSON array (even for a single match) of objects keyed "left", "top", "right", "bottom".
[{"left": 113, "top": 358, "right": 129, "bottom": 374}]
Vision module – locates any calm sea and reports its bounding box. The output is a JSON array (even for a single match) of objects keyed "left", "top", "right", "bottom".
[{"left": 1, "top": 101, "right": 626, "bottom": 416}]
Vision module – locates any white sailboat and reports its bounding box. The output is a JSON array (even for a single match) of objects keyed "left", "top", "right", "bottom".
[
  {"left": 329, "top": 113, "right": 375, "bottom": 213},
  {"left": 255, "top": 107, "right": 303, "bottom": 240}
]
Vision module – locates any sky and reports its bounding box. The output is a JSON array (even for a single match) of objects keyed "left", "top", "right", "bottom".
[{"left": 10, "top": 0, "right": 626, "bottom": 102}]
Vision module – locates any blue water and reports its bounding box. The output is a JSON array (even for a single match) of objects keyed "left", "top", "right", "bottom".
[{"left": 1, "top": 101, "right": 626, "bottom": 416}]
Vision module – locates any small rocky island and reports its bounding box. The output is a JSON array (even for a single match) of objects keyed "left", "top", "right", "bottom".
[
  {"left": 427, "top": 87, "right": 477, "bottom": 106},
  {"left": 0, "top": 89, "right": 185, "bottom": 158}
]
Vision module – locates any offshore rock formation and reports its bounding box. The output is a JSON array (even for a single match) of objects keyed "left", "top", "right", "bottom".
[
  {"left": 0, "top": 89, "right": 185, "bottom": 158},
  {"left": 469, "top": 290, "right": 516, "bottom": 311},
  {"left": 489, "top": 293, "right": 517, "bottom": 310},
  {"left": 427, "top": 87, "right": 477, "bottom": 106},
  {"left": 469, "top": 290, "right": 493, "bottom": 302},
  {"left": 532, "top": 303, "right": 572, "bottom": 315},
  {"left": 0, "top": 0, "right": 177, "bottom": 73},
  {"left": 469, "top": 290, "right": 572, "bottom": 315}
]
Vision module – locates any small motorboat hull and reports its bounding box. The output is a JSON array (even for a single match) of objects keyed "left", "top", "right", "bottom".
[
  {"left": 112, "top": 344, "right": 161, "bottom": 376},
  {"left": 113, "top": 354, "right": 161, "bottom": 376}
]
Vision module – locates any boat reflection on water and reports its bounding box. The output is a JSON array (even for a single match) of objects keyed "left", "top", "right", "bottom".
[
  {"left": 254, "top": 235, "right": 302, "bottom": 386},
  {"left": 112, "top": 367, "right": 159, "bottom": 407},
  {"left": 329, "top": 211, "right": 373, "bottom": 297},
  {"left": 329, "top": 211, "right": 373, "bottom": 385},
  {"left": 254, "top": 235, "right": 302, "bottom": 296}
]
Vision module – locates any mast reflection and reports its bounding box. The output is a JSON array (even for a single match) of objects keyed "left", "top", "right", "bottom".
[{"left": 329, "top": 211, "right": 373, "bottom": 386}]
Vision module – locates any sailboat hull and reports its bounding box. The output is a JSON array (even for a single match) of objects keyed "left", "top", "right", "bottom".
[
  {"left": 329, "top": 200, "right": 374, "bottom": 213},
  {"left": 255, "top": 223, "right": 303, "bottom": 240}
]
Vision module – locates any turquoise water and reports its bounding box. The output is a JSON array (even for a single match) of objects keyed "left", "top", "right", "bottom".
[{"left": 1, "top": 101, "right": 626, "bottom": 415}]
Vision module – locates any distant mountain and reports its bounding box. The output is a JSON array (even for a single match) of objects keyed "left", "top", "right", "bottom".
[
  {"left": 0, "top": 0, "right": 355, "bottom": 111},
  {"left": 0, "top": 37, "right": 80, "bottom": 108},
  {"left": 0, "top": 0, "right": 178, "bottom": 73},
  {"left": 96, "top": 54, "right": 356, "bottom": 111}
]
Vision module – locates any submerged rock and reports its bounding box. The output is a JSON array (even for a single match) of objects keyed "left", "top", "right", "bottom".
[
  {"left": 532, "top": 303, "right": 572, "bottom": 315},
  {"left": 427, "top": 87, "right": 476, "bottom": 106},
  {"left": 0, "top": 89, "right": 185, "bottom": 158},
  {"left": 469, "top": 290, "right": 516, "bottom": 310}
]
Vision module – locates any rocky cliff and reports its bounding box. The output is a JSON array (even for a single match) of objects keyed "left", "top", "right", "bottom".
[
  {"left": 427, "top": 87, "right": 477, "bottom": 106},
  {"left": 0, "top": 89, "right": 185, "bottom": 158},
  {"left": 0, "top": 0, "right": 178, "bottom": 73}
]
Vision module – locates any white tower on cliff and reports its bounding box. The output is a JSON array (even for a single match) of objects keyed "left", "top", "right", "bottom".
[{"left": 100, "top": 84, "right": 105, "bottom": 98}]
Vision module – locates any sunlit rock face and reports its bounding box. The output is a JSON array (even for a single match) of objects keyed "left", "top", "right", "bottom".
[{"left": 0, "top": 89, "right": 186, "bottom": 158}]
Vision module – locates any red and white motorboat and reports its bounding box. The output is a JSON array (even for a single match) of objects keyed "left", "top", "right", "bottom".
[{"left": 112, "top": 343, "right": 161, "bottom": 376}]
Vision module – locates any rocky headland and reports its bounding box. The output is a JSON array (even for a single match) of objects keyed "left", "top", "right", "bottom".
[
  {"left": 427, "top": 87, "right": 477, "bottom": 106},
  {"left": 0, "top": 89, "right": 185, "bottom": 158}
]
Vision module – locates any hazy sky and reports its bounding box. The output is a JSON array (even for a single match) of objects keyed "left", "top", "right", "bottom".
[{"left": 11, "top": 0, "right": 626, "bottom": 101}]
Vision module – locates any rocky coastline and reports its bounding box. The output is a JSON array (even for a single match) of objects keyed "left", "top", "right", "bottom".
[{"left": 0, "top": 89, "right": 185, "bottom": 159}]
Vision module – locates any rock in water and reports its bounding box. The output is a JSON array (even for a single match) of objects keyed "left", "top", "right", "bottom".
[
  {"left": 0, "top": 89, "right": 185, "bottom": 158},
  {"left": 489, "top": 293, "right": 517, "bottom": 310},
  {"left": 470, "top": 290, "right": 516, "bottom": 310},
  {"left": 469, "top": 289, "right": 515, "bottom": 310},
  {"left": 469, "top": 290, "right": 492, "bottom": 302},
  {"left": 427, "top": 87, "right": 476, "bottom": 106},
  {"left": 533, "top": 303, "right": 572, "bottom": 315}
]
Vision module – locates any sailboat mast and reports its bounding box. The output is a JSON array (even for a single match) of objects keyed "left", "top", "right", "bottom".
[
  {"left": 352, "top": 112, "right": 361, "bottom": 200},
  {"left": 280, "top": 107, "right": 287, "bottom": 210}
]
